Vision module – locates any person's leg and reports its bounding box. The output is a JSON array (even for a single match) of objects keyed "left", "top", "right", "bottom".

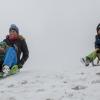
[
  {"left": 86, "top": 50, "right": 97, "bottom": 62},
  {"left": 96, "top": 52, "right": 100, "bottom": 64},
  {"left": 3, "top": 47, "right": 17, "bottom": 68},
  {"left": 81, "top": 50, "right": 97, "bottom": 66},
  {"left": 2, "top": 47, "right": 17, "bottom": 77}
]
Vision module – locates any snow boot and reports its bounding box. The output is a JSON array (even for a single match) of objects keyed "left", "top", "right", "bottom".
[
  {"left": 10, "top": 65, "right": 20, "bottom": 75},
  {"left": 2, "top": 65, "right": 10, "bottom": 77},
  {"left": 81, "top": 57, "right": 91, "bottom": 66}
]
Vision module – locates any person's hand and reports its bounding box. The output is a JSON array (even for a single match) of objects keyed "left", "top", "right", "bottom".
[
  {"left": 96, "top": 48, "right": 100, "bottom": 53},
  {"left": 18, "top": 63, "right": 23, "bottom": 69}
]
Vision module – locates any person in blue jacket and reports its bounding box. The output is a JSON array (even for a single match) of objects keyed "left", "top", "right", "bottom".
[{"left": 81, "top": 23, "right": 100, "bottom": 66}]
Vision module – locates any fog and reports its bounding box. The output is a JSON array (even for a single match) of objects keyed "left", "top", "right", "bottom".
[{"left": 0, "top": 0, "right": 100, "bottom": 70}]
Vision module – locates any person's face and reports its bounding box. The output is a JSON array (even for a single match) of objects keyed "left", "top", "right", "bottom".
[
  {"left": 9, "top": 30, "right": 18, "bottom": 39},
  {"left": 98, "top": 29, "right": 100, "bottom": 35}
]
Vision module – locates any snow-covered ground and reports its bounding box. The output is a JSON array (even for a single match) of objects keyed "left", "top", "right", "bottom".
[
  {"left": 0, "top": 0, "right": 100, "bottom": 100},
  {"left": 0, "top": 65, "right": 100, "bottom": 100}
]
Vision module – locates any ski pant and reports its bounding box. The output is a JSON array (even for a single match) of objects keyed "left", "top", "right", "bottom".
[
  {"left": 3, "top": 47, "right": 17, "bottom": 68},
  {"left": 86, "top": 50, "right": 99, "bottom": 62}
]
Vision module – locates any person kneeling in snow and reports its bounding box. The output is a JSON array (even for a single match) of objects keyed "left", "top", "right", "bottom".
[
  {"left": 81, "top": 23, "right": 100, "bottom": 66},
  {"left": 0, "top": 24, "right": 29, "bottom": 77}
]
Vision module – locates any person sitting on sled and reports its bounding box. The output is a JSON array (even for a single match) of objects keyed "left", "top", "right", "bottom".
[
  {"left": 81, "top": 23, "right": 100, "bottom": 66},
  {"left": 0, "top": 24, "right": 29, "bottom": 77}
]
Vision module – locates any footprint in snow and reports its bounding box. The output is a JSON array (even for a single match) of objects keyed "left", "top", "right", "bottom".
[
  {"left": 96, "top": 72, "right": 100, "bottom": 75},
  {"left": 91, "top": 80, "right": 100, "bottom": 84},
  {"left": 0, "top": 90, "right": 4, "bottom": 93},
  {"left": 63, "top": 81, "right": 68, "bottom": 84},
  {"left": 7, "top": 84, "right": 15, "bottom": 88},
  {"left": 9, "top": 97, "right": 16, "bottom": 100},
  {"left": 65, "top": 91, "right": 74, "bottom": 97},
  {"left": 21, "top": 80, "right": 28, "bottom": 85},
  {"left": 72, "top": 85, "right": 87, "bottom": 90},
  {"left": 46, "top": 98, "right": 54, "bottom": 100},
  {"left": 36, "top": 89, "right": 45, "bottom": 92}
]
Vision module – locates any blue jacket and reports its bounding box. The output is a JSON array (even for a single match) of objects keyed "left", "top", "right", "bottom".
[{"left": 95, "top": 35, "right": 100, "bottom": 48}]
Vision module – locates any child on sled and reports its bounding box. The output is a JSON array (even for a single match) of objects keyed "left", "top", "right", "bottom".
[{"left": 81, "top": 23, "right": 100, "bottom": 66}]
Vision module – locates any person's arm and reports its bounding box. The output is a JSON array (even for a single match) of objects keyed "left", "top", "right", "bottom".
[
  {"left": 95, "top": 35, "right": 100, "bottom": 48},
  {"left": 20, "top": 39, "right": 29, "bottom": 66},
  {"left": 0, "top": 41, "right": 8, "bottom": 53}
]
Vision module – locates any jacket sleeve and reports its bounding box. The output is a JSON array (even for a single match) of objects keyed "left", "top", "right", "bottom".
[
  {"left": 20, "top": 39, "right": 29, "bottom": 65},
  {"left": 95, "top": 35, "right": 100, "bottom": 48}
]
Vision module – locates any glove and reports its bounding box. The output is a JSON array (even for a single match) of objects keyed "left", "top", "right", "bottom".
[{"left": 18, "top": 63, "right": 23, "bottom": 69}]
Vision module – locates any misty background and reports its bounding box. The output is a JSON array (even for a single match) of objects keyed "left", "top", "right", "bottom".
[{"left": 0, "top": 0, "right": 100, "bottom": 70}]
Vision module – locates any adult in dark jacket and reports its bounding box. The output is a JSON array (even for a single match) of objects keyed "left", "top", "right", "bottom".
[
  {"left": 0, "top": 24, "right": 29, "bottom": 77},
  {"left": 81, "top": 23, "right": 100, "bottom": 66}
]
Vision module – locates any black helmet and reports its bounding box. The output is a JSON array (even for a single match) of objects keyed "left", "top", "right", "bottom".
[{"left": 96, "top": 23, "right": 100, "bottom": 32}]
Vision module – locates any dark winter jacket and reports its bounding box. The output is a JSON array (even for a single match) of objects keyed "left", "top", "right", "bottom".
[
  {"left": 95, "top": 35, "right": 100, "bottom": 48},
  {"left": 3, "top": 35, "right": 29, "bottom": 65}
]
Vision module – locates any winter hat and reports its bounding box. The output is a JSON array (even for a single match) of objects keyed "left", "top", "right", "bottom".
[
  {"left": 96, "top": 23, "right": 100, "bottom": 32},
  {"left": 9, "top": 24, "right": 19, "bottom": 34}
]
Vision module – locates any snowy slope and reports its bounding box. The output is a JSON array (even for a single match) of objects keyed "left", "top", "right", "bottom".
[
  {"left": 0, "top": 65, "right": 100, "bottom": 100},
  {"left": 0, "top": 63, "right": 100, "bottom": 100},
  {"left": 0, "top": 0, "right": 100, "bottom": 100}
]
